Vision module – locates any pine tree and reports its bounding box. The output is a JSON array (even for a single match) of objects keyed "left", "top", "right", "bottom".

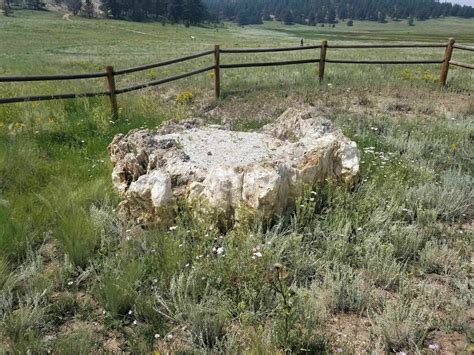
[
  {"left": 65, "top": 0, "right": 82, "bottom": 15},
  {"left": 377, "top": 11, "right": 386, "bottom": 23},
  {"left": 100, "top": 0, "right": 121, "bottom": 18},
  {"left": 283, "top": 9, "right": 293, "bottom": 25},
  {"left": 2, "top": 0, "right": 12, "bottom": 16},
  {"left": 26, "top": 0, "right": 45, "bottom": 10},
  {"left": 316, "top": 8, "right": 325, "bottom": 23},
  {"left": 83, "top": 0, "right": 94, "bottom": 18},
  {"left": 183, "top": 0, "right": 206, "bottom": 25},
  {"left": 168, "top": 0, "right": 184, "bottom": 23},
  {"left": 327, "top": 6, "right": 336, "bottom": 24}
]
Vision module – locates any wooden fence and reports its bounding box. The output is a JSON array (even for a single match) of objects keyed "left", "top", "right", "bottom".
[{"left": 0, "top": 38, "right": 472, "bottom": 120}]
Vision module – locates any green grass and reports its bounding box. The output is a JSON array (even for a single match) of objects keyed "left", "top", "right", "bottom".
[{"left": 0, "top": 10, "right": 473, "bottom": 353}]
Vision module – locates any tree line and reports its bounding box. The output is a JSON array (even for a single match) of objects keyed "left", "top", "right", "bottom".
[
  {"left": 98, "top": 0, "right": 212, "bottom": 23},
  {"left": 1, "top": 0, "right": 213, "bottom": 24},
  {"left": 3, "top": 0, "right": 473, "bottom": 25},
  {"left": 204, "top": 0, "right": 474, "bottom": 26}
]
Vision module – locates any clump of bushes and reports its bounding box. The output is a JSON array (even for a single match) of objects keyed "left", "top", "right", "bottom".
[{"left": 175, "top": 91, "right": 194, "bottom": 105}]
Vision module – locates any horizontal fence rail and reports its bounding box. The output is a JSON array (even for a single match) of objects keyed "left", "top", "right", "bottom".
[
  {"left": 116, "top": 65, "right": 215, "bottom": 94},
  {"left": 0, "top": 37, "right": 472, "bottom": 120},
  {"left": 449, "top": 60, "right": 474, "bottom": 69},
  {"left": 114, "top": 50, "right": 214, "bottom": 75},
  {"left": 327, "top": 43, "right": 447, "bottom": 49},
  {"left": 0, "top": 91, "right": 110, "bottom": 104},
  {"left": 0, "top": 72, "right": 108, "bottom": 82},
  {"left": 324, "top": 59, "right": 444, "bottom": 64},
  {"left": 220, "top": 45, "right": 322, "bottom": 53},
  {"left": 220, "top": 58, "right": 320, "bottom": 69},
  {"left": 453, "top": 44, "right": 474, "bottom": 52}
]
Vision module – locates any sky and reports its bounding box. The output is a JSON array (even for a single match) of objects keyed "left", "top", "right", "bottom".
[{"left": 448, "top": 0, "right": 474, "bottom": 5}]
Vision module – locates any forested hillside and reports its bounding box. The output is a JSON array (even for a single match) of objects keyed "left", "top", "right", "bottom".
[
  {"left": 205, "top": 0, "right": 474, "bottom": 25},
  {"left": 2, "top": 0, "right": 213, "bottom": 23},
  {"left": 3, "top": 0, "right": 474, "bottom": 24}
]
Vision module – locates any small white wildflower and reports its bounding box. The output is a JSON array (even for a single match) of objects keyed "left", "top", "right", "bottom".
[
  {"left": 169, "top": 226, "right": 177, "bottom": 231},
  {"left": 67, "top": 281, "right": 73, "bottom": 286},
  {"left": 309, "top": 197, "right": 315, "bottom": 202},
  {"left": 356, "top": 227, "right": 363, "bottom": 231},
  {"left": 216, "top": 247, "right": 225, "bottom": 255},
  {"left": 253, "top": 252, "right": 263, "bottom": 258},
  {"left": 133, "top": 320, "right": 137, "bottom": 325},
  {"left": 154, "top": 334, "right": 160, "bottom": 339},
  {"left": 128, "top": 310, "right": 133, "bottom": 315},
  {"left": 166, "top": 334, "right": 173, "bottom": 340},
  {"left": 152, "top": 278, "right": 158, "bottom": 284}
]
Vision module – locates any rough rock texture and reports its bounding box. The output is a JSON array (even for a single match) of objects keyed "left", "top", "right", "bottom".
[{"left": 108, "top": 108, "right": 360, "bottom": 224}]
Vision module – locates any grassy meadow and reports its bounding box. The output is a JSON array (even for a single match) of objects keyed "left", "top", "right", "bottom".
[{"left": 0, "top": 10, "right": 473, "bottom": 353}]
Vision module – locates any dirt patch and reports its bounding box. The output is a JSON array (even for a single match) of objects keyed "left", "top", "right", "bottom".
[
  {"left": 425, "top": 331, "right": 469, "bottom": 354},
  {"left": 326, "top": 314, "right": 372, "bottom": 353},
  {"left": 200, "top": 89, "right": 473, "bottom": 129}
]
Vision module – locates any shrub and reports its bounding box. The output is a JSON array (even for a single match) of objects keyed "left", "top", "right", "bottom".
[
  {"left": 176, "top": 91, "right": 194, "bottom": 105},
  {"left": 98, "top": 260, "right": 144, "bottom": 318},
  {"left": 155, "top": 272, "right": 231, "bottom": 350},
  {"left": 406, "top": 170, "right": 473, "bottom": 223},
  {"left": 319, "top": 264, "right": 372, "bottom": 313},
  {"left": 385, "top": 224, "right": 427, "bottom": 262},
  {"left": 419, "top": 241, "right": 465, "bottom": 276},
  {"left": 52, "top": 329, "right": 98, "bottom": 354},
  {"left": 2, "top": 301, "right": 46, "bottom": 353},
  {"left": 359, "top": 235, "right": 402, "bottom": 290},
  {"left": 370, "top": 299, "right": 430, "bottom": 352}
]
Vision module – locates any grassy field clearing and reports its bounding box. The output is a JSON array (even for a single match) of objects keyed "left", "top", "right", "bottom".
[{"left": 0, "top": 10, "right": 473, "bottom": 353}]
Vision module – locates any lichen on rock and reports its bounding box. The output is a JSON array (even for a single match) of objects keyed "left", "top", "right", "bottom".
[{"left": 108, "top": 108, "right": 360, "bottom": 225}]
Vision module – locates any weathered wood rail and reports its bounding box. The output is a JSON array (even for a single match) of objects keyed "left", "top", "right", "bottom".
[{"left": 0, "top": 38, "right": 472, "bottom": 119}]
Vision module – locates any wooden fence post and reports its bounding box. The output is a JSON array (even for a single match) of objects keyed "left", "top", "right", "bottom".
[
  {"left": 439, "top": 38, "right": 455, "bottom": 87},
  {"left": 214, "top": 45, "right": 221, "bottom": 99},
  {"left": 106, "top": 66, "right": 119, "bottom": 120},
  {"left": 319, "top": 40, "right": 328, "bottom": 82}
]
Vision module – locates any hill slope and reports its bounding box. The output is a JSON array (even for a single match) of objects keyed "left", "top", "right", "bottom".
[{"left": 204, "top": 0, "right": 474, "bottom": 25}]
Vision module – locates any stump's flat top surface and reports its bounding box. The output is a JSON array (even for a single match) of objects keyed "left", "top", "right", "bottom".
[{"left": 161, "top": 128, "right": 280, "bottom": 170}]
